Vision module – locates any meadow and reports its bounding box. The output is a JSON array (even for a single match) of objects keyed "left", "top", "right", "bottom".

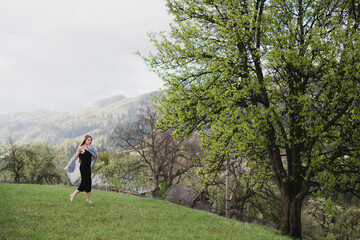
[{"left": 0, "top": 183, "right": 291, "bottom": 240}]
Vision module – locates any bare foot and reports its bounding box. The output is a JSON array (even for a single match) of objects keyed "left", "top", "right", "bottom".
[
  {"left": 70, "top": 194, "right": 75, "bottom": 202},
  {"left": 86, "top": 199, "right": 93, "bottom": 204}
]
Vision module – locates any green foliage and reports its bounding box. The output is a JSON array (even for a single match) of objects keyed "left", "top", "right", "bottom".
[
  {"left": 58, "top": 138, "right": 81, "bottom": 158},
  {"left": 247, "top": 184, "right": 284, "bottom": 228},
  {"left": 96, "top": 151, "right": 152, "bottom": 192},
  {"left": 22, "top": 144, "right": 61, "bottom": 184},
  {"left": 333, "top": 207, "right": 360, "bottom": 240},
  {"left": 0, "top": 141, "right": 61, "bottom": 184},
  {"left": 302, "top": 198, "right": 360, "bottom": 240},
  {"left": 160, "top": 181, "right": 170, "bottom": 196},
  {"left": 97, "top": 152, "right": 110, "bottom": 165},
  {"left": 301, "top": 212, "right": 328, "bottom": 240},
  {"left": 303, "top": 197, "right": 343, "bottom": 238}
]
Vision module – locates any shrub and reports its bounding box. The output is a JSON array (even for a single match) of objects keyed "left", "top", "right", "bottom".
[{"left": 333, "top": 207, "right": 360, "bottom": 240}]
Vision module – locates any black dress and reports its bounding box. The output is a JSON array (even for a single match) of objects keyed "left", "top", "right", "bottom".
[{"left": 78, "top": 149, "right": 92, "bottom": 193}]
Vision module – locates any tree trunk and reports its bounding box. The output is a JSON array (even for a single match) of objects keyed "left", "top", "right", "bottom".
[
  {"left": 15, "top": 173, "right": 20, "bottom": 183},
  {"left": 238, "top": 200, "right": 246, "bottom": 221},
  {"left": 152, "top": 187, "right": 160, "bottom": 198},
  {"left": 152, "top": 168, "right": 160, "bottom": 198},
  {"left": 282, "top": 187, "right": 303, "bottom": 239},
  {"left": 226, "top": 158, "right": 230, "bottom": 219},
  {"left": 15, "top": 169, "right": 21, "bottom": 183}
]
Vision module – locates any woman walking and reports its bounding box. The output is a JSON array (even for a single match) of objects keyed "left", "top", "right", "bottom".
[{"left": 65, "top": 134, "right": 98, "bottom": 203}]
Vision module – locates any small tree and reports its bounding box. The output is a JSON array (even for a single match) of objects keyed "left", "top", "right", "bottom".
[
  {"left": 0, "top": 139, "right": 29, "bottom": 182},
  {"left": 23, "top": 144, "right": 61, "bottom": 184},
  {"left": 98, "top": 151, "right": 152, "bottom": 191}
]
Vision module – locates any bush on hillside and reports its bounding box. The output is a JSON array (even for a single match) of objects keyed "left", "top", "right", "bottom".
[{"left": 333, "top": 207, "right": 360, "bottom": 240}]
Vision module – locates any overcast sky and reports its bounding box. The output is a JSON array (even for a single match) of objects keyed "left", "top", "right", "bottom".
[{"left": 0, "top": 0, "right": 172, "bottom": 114}]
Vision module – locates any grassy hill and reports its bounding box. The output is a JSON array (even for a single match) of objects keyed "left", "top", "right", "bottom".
[
  {"left": 0, "top": 183, "right": 291, "bottom": 240},
  {"left": 0, "top": 92, "right": 156, "bottom": 148}
]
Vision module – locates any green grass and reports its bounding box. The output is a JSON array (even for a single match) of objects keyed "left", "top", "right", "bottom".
[{"left": 0, "top": 183, "right": 291, "bottom": 240}]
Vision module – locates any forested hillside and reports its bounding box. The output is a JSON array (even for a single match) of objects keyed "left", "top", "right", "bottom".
[{"left": 0, "top": 92, "right": 156, "bottom": 150}]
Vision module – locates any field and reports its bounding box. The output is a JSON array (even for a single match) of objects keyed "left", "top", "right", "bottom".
[{"left": 0, "top": 183, "right": 291, "bottom": 240}]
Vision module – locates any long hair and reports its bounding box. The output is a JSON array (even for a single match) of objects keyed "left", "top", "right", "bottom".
[
  {"left": 78, "top": 134, "right": 92, "bottom": 163},
  {"left": 80, "top": 134, "right": 92, "bottom": 147}
]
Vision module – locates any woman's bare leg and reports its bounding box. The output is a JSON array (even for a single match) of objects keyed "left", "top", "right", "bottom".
[
  {"left": 86, "top": 192, "right": 92, "bottom": 203},
  {"left": 70, "top": 190, "right": 80, "bottom": 202}
]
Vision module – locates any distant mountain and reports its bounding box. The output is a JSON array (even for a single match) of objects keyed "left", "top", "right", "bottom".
[
  {"left": 0, "top": 92, "right": 157, "bottom": 149},
  {"left": 94, "top": 95, "right": 127, "bottom": 108}
]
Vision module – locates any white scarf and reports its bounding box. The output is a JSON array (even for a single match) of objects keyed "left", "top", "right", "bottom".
[{"left": 64, "top": 144, "right": 98, "bottom": 185}]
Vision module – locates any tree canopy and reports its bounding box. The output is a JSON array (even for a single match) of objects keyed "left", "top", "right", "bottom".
[
  {"left": 143, "top": 0, "right": 360, "bottom": 238},
  {"left": 0, "top": 141, "right": 61, "bottom": 184}
]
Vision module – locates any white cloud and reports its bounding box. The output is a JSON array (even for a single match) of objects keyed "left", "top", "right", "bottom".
[{"left": 0, "top": 0, "right": 171, "bottom": 113}]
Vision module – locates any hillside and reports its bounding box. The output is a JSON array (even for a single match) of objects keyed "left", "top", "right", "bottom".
[
  {"left": 0, "top": 183, "right": 292, "bottom": 240},
  {"left": 0, "top": 92, "right": 156, "bottom": 148}
]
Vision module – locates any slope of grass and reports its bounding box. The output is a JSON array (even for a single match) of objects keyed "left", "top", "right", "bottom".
[{"left": 0, "top": 183, "right": 291, "bottom": 240}]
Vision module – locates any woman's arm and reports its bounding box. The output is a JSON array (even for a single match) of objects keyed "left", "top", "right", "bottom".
[{"left": 73, "top": 146, "right": 84, "bottom": 160}]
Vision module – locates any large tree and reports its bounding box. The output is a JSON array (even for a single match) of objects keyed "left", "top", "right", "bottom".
[{"left": 142, "top": 0, "right": 360, "bottom": 238}]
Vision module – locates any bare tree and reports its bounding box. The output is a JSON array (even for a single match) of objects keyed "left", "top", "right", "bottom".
[{"left": 112, "top": 106, "right": 196, "bottom": 197}]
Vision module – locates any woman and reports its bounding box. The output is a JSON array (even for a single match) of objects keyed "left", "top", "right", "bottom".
[{"left": 67, "top": 134, "right": 98, "bottom": 203}]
